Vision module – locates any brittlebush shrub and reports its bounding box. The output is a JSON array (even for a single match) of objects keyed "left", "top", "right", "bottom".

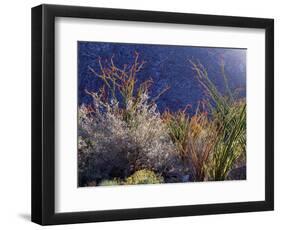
[
  {"left": 98, "top": 178, "right": 122, "bottom": 186},
  {"left": 125, "top": 169, "right": 164, "bottom": 185},
  {"left": 78, "top": 96, "right": 180, "bottom": 185}
]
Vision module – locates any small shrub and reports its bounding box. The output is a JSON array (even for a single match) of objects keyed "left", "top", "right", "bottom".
[
  {"left": 125, "top": 169, "right": 164, "bottom": 185},
  {"left": 99, "top": 178, "right": 122, "bottom": 186}
]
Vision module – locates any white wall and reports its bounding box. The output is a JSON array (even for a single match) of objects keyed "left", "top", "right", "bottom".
[{"left": 0, "top": 0, "right": 279, "bottom": 228}]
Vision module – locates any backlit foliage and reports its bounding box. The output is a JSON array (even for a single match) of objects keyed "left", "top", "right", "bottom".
[{"left": 78, "top": 54, "right": 246, "bottom": 186}]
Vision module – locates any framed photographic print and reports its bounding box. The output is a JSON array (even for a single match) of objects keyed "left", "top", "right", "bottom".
[{"left": 31, "top": 4, "right": 274, "bottom": 225}]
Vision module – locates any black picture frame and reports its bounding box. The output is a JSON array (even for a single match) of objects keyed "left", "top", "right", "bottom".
[{"left": 31, "top": 4, "right": 274, "bottom": 225}]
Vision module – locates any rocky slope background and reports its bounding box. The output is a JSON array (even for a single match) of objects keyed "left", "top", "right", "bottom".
[{"left": 78, "top": 41, "right": 246, "bottom": 113}]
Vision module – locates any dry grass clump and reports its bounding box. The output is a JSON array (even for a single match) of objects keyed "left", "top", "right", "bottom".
[{"left": 163, "top": 104, "right": 218, "bottom": 181}]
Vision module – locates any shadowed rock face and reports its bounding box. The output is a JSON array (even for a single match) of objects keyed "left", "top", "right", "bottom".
[
  {"left": 78, "top": 41, "right": 246, "bottom": 114},
  {"left": 227, "top": 166, "right": 247, "bottom": 180}
]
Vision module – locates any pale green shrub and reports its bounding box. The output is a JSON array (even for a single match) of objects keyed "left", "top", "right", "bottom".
[
  {"left": 125, "top": 169, "right": 164, "bottom": 185},
  {"left": 99, "top": 178, "right": 122, "bottom": 186}
]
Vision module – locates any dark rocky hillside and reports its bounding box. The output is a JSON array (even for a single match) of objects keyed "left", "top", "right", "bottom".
[{"left": 78, "top": 41, "right": 246, "bottom": 113}]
